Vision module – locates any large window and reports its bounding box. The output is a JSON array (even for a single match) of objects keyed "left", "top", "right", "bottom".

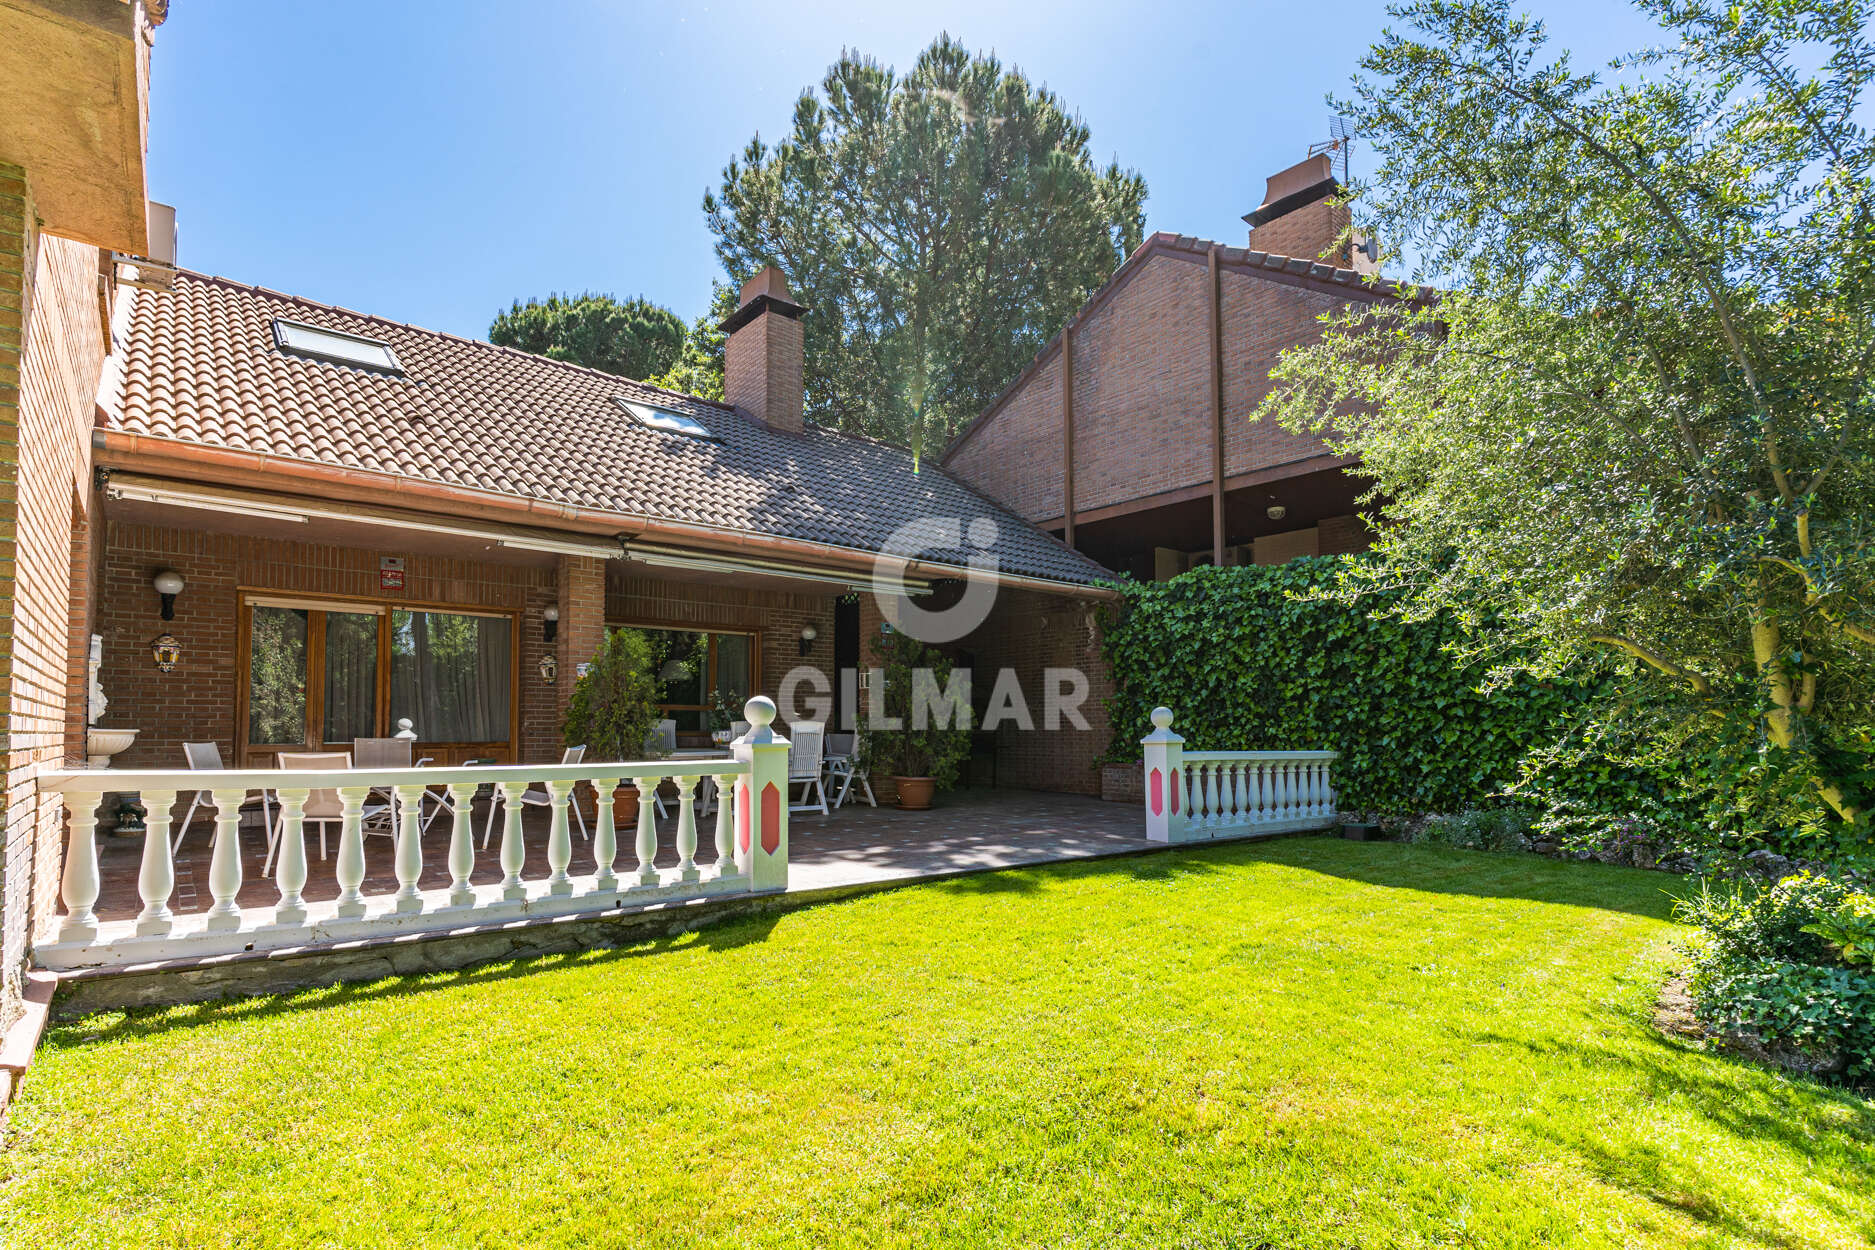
[
  {"left": 390, "top": 610, "right": 513, "bottom": 744},
  {"left": 624, "top": 626, "right": 756, "bottom": 734},
  {"left": 242, "top": 596, "right": 515, "bottom": 762}
]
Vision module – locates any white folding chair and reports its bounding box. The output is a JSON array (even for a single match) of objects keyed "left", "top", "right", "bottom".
[
  {"left": 823, "top": 731, "right": 877, "bottom": 809},
  {"left": 480, "top": 745, "right": 590, "bottom": 849},
  {"left": 787, "top": 721, "right": 829, "bottom": 816},
  {"left": 174, "top": 742, "right": 273, "bottom": 852},
  {"left": 266, "top": 751, "right": 352, "bottom": 875}
]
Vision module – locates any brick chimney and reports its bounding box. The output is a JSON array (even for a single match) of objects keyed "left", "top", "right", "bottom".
[
  {"left": 719, "top": 265, "right": 806, "bottom": 433},
  {"left": 1243, "top": 153, "right": 1377, "bottom": 274}
]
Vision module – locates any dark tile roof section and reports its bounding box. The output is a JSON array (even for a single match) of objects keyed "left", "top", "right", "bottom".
[
  {"left": 105, "top": 272, "right": 1114, "bottom": 587},
  {"left": 940, "top": 231, "right": 1424, "bottom": 465}
]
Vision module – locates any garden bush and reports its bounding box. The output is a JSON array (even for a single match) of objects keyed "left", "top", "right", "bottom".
[
  {"left": 1414, "top": 808, "right": 1532, "bottom": 853},
  {"left": 1676, "top": 874, "right": 1875, "bottom": 1083}
]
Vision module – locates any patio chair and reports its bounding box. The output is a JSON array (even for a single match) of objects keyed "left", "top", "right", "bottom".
[
  {"left": 823, "top": 731, "right": 876, "bottom": 810},
  {"left": 480, "top": 745, "right": 590, "bottom": 850},
  {"left": 265, "top": 751, "right": 352, "bottom": 876},
  {"left": 174, "top": 742, "right": 272, "bottom": 852},
  {"left": 353, "top": 736, "right": 430, "bottom": 832},
  {"left": 787, "top": 721, "right": 829, "bottom": 816}
]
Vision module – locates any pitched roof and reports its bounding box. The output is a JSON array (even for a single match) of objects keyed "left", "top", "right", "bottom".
[
  {"left": 942, "top": 231, "right": 1419, "bottom": 464},
  {"left": 103, "top": 271, "right": 1113, "bottom": 587}
]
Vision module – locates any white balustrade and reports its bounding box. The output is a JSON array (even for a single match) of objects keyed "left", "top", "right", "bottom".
[
  {"left": 35, "top": 699, "right": 793, "bottom": 971},
  {"left": 1140, "top": 707, "right": 1338, "bottom": 844}
]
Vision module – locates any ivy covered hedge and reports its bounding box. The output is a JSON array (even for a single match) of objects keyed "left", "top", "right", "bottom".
[{"left": 1099, "top": 558, "right": 1613, "bottom": 815}]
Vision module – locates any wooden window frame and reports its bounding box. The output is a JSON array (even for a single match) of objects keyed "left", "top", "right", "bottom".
[
  {"left": 235, "top": 588, "right": 522, "bottom": 765},
  {"left": 606, "top": 619, "right": 761, "bottom": 732}
]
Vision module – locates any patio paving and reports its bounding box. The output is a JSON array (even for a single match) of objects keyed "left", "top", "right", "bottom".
[{"left": 87, "top": 787, "right": 1155, "bottom": 924}]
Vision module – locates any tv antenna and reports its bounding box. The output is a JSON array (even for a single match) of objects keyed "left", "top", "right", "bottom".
[{"left": 1308, "top": 116, "right": 1355, "bottom": 184}]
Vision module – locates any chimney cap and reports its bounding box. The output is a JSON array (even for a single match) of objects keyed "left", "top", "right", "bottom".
[
  {"left": 718, "top": 264, "right": 807, "bottom": 334},
  {"left": 1243, "top": 152, "right": 1340, "bottom": 228}
]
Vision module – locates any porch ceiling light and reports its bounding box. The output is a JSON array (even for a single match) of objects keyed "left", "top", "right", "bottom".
[{"left": 153, "top": 569, "right": 184, "bottom": 620}]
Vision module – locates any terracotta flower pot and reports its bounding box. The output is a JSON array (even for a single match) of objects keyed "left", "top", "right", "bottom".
[
  {"left": 577, "top": 784, "right": 640, "bottom": 827},
  {"left": 892, "top": 776, "right": 936, "bottom": 810}
]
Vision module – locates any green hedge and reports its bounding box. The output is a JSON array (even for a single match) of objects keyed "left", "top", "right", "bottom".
[{"left": 1098, "top": 558, "right": 1601, "bottom": 814}]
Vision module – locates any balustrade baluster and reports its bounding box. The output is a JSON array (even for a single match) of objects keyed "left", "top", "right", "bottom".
[
  {"left": 447, "top": 782, "right": 478, "bottom": 906},
  {"left": 205, "top": 787, "right": 246, "bottom": 931},
  {"left": 544, "top": 780, "right": 573, "bottom": 897},
  {"left": 1310, "top": 762, "right": 1325, "bottom": 816},
  {"left": 135, "top": 791, "right": 175, "bottom": 937},
  {"left": 56, "top": 789, "right": 105, "bottom": 944},
  {"left": 674, "top": 775, "right": 700, "bottom": 883},
  {"left": 1202, "top": 762, "right": 1219, "bottom": 826},
  {"left": 497, "top": 780, "right": 527, "bottom": 901},
  {"left": 712, "top": 770, "right": 739, "bottom": 879},
  {"left": 1231, "top": 762, "right": 1247, "bottom": 824},
  {"left": 393, "top": 783, "right": 427, "bottom": 912},
  {"left": 591, "top": 777, "right": 619, "bottom": 891},
  {"left": 632, "top": 777, "right": 660, "bottom": 886},
  {"left": 1255, "top": 761, "right": 1272, "bottom": 822},
  {"left": 335, "top": 786, "right": 368, "bottom": 918},
  {"left": 274, "top": 788, "right": 310, "bottom": 926}
]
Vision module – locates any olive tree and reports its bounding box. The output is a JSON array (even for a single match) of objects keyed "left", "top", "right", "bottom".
[{"left": 1261, "top": 0, "right": 1875, "bottom": 831}]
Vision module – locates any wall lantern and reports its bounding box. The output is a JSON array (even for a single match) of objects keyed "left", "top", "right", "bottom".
[
  {"left": 538, "top": 653, "right": 557, "bottom": 684},
  {"left": 799, "top": 623, "right": 819, "bottom": 657},
  {"left": 542, "top": 604, "right": 560, "bottom": 643},
  {"left": 153, "top": 569, "right": 185, "bottom": 620},
  {"left": 150, "top": 633, "right": 181, "bottom": 672}
]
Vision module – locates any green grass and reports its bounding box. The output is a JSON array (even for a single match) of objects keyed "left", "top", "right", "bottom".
[{"left": 5, "top": 840, "right": 1872, "bottom": 1249}]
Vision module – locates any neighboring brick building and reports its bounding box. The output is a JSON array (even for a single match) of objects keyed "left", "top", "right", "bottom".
[
  {"left": 943, "top": 153, "right": 1407, "bottom": 580},
  {"left": 0, "top": 0, "right": 169, "bottom": 1060}
]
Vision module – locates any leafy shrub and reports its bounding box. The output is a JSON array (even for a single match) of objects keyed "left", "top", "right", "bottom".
[
  {"left": 1675, "top": 873, "right": 1852, "bottom": 967},
  {"left": 1677, "top": 873, "right": 1875, "bottom": 1081},
  {"left": 1803, "top": 893, "right": 1875, "bottom": 968},
  {"left": 1100, "top": 558, "right": 1604, "bottom": 814},
  {"left": 564, "top": 628, "right": 663, "bottom": 762},
  {"left": 1415, "top": 807, "right": 1532, "bottom": 852},
  {"left": 1684, "top": 959, "right": 1875, "bottom": 1080},
  {"left": 858, "top": 630, "right": 971, "bottom": 787}
]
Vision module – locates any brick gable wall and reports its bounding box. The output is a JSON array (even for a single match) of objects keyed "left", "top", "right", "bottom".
[{"left": 0, "top": 165, "right": 110, "bottom": 1030}]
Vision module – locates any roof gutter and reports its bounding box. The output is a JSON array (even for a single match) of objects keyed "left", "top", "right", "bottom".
[{"left": 93, "top": 429, "right": 1120, "bottom": 600}]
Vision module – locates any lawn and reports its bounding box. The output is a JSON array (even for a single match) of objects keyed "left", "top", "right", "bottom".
[{"left": 5, "top": 839, "right": 1871, "bottom": 1249}]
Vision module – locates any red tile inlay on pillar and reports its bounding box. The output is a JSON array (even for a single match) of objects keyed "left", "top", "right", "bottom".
[
  {"left": 737, "top": 779, "right": 751, "bottom": 853},
  {"left": 1149, "top": 767, "right": 1163, "bottom": 816},
  {"left": 760, "top": 782, "right": 781, "bottom": 855},
  {"left": 1170, "top": 769, "right": 1181, "bottom": 815}
]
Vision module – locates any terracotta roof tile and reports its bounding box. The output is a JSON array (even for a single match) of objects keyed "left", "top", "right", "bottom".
[{"left": 107, "top": 272, "right": 1111, "bottom": 587}]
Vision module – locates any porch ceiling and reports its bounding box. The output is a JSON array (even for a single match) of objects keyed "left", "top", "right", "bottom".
[{"left": 99, "top": 474, "right": 618, "bottom": 568}]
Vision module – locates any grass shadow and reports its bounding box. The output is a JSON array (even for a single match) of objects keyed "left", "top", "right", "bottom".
[{"left": 48, "top": 906, "right": 785, "bottom": 1048}]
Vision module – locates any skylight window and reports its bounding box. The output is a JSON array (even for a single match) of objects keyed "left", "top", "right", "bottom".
[
  {"left": 614, "top": 397, "right": 715, "bottom": 440},
  {"left": 272, "top": 319, "right": 402, "bottom": 373}
]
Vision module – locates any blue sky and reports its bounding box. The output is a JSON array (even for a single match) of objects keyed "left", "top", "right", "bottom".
[{"left": 148, "top": 1, "right": 1668, "bottom": 340}]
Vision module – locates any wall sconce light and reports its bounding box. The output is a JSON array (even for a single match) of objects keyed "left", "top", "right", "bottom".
[
  {"left": 153, "top": 569, "right": 185, "bottom": 621},
  {"left": 799, "top": 623, "right": 819, "bottom": 657},
  {"left": 542, "top": 604, "right": 560, "bottom": 643}
]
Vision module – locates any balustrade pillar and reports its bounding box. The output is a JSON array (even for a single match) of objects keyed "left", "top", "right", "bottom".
[
  {"left": 591, "top": 777, "right": 619, "bottom": 891},
  {"left": 335, "top": 786, "right": 369, "bottom": 918},
  {"left": 737, "top": 698, "right": 791, "bottom": 890},
  {"left": 673, "top": 775, "right": 700, "bottom": 883},
  {"left": 712, "top": 770, "right": 740, "bottom": 880},
  {"left": 135, "top": 794, "right": 175, "bottom": 937},
  {"left": 447, "top": 782, "right": 478, "bottom": 906},
  {"left": 393, "top": 784, "right": 427, "bottom": 913},
  {"left": 205, "top": 788, "right": 247, "bottom": 932},
  {"left": 56, "top": 789, "right": 105, "bottom": 944},
  {"left": 274, "top": 788, "right": 310, "bottom": 926},
  {"left": 1140, "top": 708, "right": 1188, "bottom": 844}
]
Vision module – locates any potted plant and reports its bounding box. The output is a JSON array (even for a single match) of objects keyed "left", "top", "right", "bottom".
[
  {"left": 708, "top": 689, "right": 744, "bottom": 745},
  {"left": 563, "top": 627, "right": 665, "bottom": 825},
  {"left": 858, "top": 630, "right": 971, "bottom": 810}
]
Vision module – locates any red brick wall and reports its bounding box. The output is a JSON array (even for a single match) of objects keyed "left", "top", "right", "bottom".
[
  {"left": 1, "top": 165, "right": 110, "bottom": 1026},
  {"left": 944, "top": 351, "right": 1063, "bottom": 523},
  {"left": 960, "top": 588, "right": 1113, "bottom": 797},
  {"left": 1247, "top": 196, "right": 1352, "bottom": 265},
  {"left": 96, "top": 521, "right": 561, "bottom": 768},
  {"left": 945, "top": 244, "right": 1375, "bottom": 530},
  {"left": 1071, "top": 255, "right": 1214, "bottom": 514},
  {"left": 1318, "top": 513, "right": 1373, "bottom": 556}
]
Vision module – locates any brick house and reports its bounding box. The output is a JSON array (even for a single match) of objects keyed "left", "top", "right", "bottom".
[
  {"left": 0, "top": 0, "right": 1129, "bottom": 1045},
  {"left": 942, "top": 153, "right": 1407, "bottom": 580}
]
